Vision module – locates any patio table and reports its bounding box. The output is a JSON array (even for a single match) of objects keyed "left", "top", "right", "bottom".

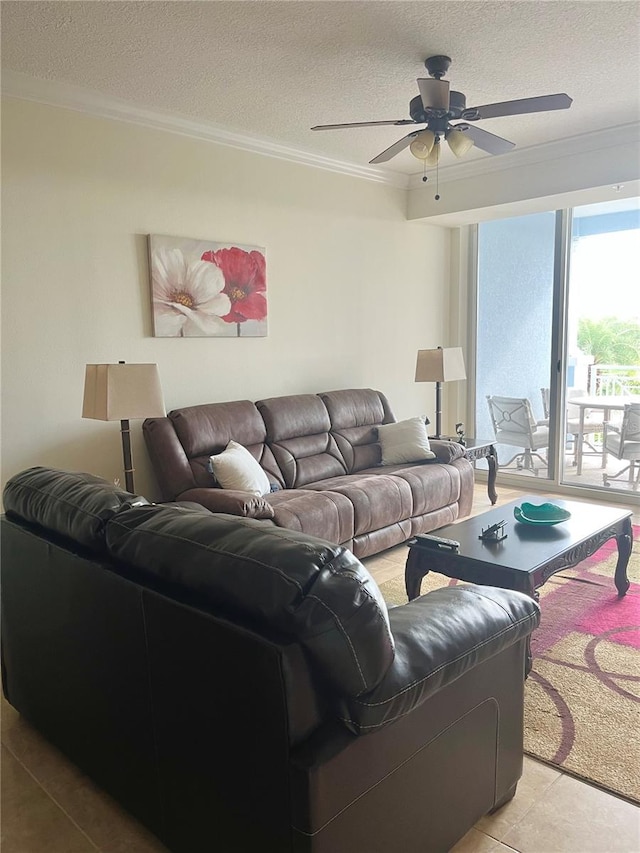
[{"left": 571, "top": 395, "right": 640, "bottom": 475}]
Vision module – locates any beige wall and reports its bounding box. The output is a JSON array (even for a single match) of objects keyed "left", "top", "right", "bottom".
[{"left": 1, "top": 98, "right": 453, "bottom": 499}]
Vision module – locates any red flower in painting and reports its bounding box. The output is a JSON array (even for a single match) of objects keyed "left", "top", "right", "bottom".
[{"left": 201, "top": 247, "right": 266, "bottom": 324}]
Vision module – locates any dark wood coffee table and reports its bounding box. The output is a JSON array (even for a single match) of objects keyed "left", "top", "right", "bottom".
[{"left": 405, "top": 496, "right": 633, "bottom": 602}]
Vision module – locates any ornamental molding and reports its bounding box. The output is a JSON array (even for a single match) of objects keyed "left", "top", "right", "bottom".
[
  {"left": 5, "top": 70, "right": 638, "bottom": 193},
  {"left": 1, "top": 70, "right": 409, "bottom": 189}
]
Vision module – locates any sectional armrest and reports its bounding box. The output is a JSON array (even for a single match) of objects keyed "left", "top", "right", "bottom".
[
  {"left": 177, "top": 487, "right": 275, "bottom": 519},
  {"left": 429, "top": 440, "right": 466, "bottom": 463},
  {"left": 339, "top": 584, "right": 540, "bottom": 734}
]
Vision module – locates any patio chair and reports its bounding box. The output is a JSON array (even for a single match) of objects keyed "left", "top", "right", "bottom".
[
  {"left": 486, "top": 395, "right": 549, "bottom": 475},
  {"left": 602, "top": 403, "right": 640, "bottom": 490},
  {"left": 540, "top": 387, "right": 604, "bottom": 463}
]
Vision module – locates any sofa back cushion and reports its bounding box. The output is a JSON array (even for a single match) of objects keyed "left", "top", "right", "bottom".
[
  {"left": 2, "top": 467, "right": 148, "bottom": 553},
  {"left": 168, "top": 401, "right": 285, "bottom": 488},
  {"left": 105, "top": 504, "right": 395, "bottom": 698},
  {"left": 256, "top": 394, "right": 347, "bottom": 488},
  {"left": 320, "top": 389, "right": 395, "bottom": 472}
]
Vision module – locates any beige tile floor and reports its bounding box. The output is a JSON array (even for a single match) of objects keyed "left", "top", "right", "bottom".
[{"left": 2, "top": 482, "right": 639, "bottom": 852}]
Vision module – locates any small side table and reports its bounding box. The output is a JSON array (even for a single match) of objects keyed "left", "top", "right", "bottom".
[{"left": 444, "top": 438, "right": 498, "bottom": 505}]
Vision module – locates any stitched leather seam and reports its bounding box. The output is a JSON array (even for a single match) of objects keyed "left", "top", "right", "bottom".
[
  {"left": 348, "top": 611, "right": 534, "bottom": 710},
  {"left": 326, "top": 565, "right": 394, "bottom": 652},
  {"left": 107, "top": 519, "right": 311, "bottom": 584},
  {"left": 307, "top": 594, "right": 367, "bottom": 690},
  {"left": 7, "top": 480, "right": 108, "bottom": 521}
]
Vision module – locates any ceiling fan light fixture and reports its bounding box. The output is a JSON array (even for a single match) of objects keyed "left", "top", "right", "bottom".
[
  {"left": 424, "top": 138, "right": 441, "bottom": 166},
  {"left": 447, "top": 128, "right": 474, "bottom": 158},
  {"left": 409, "top": 129, "right": 436, "bottom": 160}
]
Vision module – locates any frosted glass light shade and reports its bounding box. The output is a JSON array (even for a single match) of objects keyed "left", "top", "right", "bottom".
[
  {"left": 425, "top": 140, "right": 441, "bottom": 167},
  {"left": 409, "top": 130, "right": 436, "bottom": 160},
  {"left": 447, "top": 128, "right": 474, "bottom": 158}
]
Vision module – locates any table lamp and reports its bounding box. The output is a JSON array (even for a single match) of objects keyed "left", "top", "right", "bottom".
[
  {"left": 82, "top": 361, "right": 166, "bottom": 493},
  {"left": 415, "top": 347, "right": 466, "bottom": 439}
]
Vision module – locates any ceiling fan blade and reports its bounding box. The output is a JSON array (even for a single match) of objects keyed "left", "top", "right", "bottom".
[
  {"left": 369, "top": 132, "right": 418, "bottom": 164},
  {"left": 311, "top": 119, "right": 416, "bottom": 131},
  {"left": 453, "top": 124, "right": 515, "bottom": 155},
  {"left": 417, "top": 78, "right": 450, "bottom": 111},
  {"left": 464, "top": 93, "right": 573, "bottom": 121}
]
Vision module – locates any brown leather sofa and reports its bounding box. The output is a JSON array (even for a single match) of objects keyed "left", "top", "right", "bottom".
[
  {"left": 143, "top": 388, "right": 474, "bottom": 559},
  {"left": 1, "top": 467, "right": 539, "bottom": 853}
]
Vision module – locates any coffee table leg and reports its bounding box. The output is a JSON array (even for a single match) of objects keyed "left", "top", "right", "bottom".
[
  {"left": 405, "top": 548, "right": 427, "bottom": 601},
  {"left": 487, "top": 445, "right": 498, "bottom": 505},
  {"left": 615, "top": 517, "right": 633, "bottom": 597}
]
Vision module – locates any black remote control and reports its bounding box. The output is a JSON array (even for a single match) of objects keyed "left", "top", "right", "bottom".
[{"left": 414, "top": 533, "right": 460, "bottom": 551}]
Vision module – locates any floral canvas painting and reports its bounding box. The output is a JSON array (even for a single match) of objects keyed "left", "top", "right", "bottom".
[{"left": 149, "top": 234, "right": 267, "bottom": 337}]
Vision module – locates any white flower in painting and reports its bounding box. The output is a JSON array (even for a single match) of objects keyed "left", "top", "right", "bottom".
[{"left": 152, "top": 248, "right": 231, "bottom": 336}]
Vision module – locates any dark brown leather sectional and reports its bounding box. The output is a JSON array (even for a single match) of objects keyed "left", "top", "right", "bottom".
[
  {"left": 143, "top": 388, "right": 474, "bottom": 558},
  {"left": 1, "top": 467, "right": 540, "bottom": 853}
]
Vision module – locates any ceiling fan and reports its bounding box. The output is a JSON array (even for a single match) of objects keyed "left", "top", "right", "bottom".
[{"left": 311, "top": 55, "right": 572, "bottom": 167}]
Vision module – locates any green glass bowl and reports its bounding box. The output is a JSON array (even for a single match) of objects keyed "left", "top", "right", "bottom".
[{"left": 513, "top": 502, "right": 572, "bottom": 526}]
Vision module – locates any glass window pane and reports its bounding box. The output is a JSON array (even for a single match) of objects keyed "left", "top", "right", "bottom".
[{"left": 476, "top": 212, "right": 556, "bottom": 480}]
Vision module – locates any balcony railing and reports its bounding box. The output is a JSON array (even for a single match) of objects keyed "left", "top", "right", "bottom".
[{"left": 588, "top": 364, "right": 640, "bottom": 396}]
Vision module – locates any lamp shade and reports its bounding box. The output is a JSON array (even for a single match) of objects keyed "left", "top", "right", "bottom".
[
  {"left": 82, "top": 363, "right": 166, "bottom": 421},
  {"left": 415, "top": 347, "right": 466, "bottom": 383}
]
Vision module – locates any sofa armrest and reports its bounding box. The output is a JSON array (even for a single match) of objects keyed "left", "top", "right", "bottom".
[
  {"left": 177, "top": 488, "right": 275, "bottom": 520},
  {"left": 339, "top": 584, "right": 539, "bottom": 733},
  {"left": 429, "top": 440, "right": 466, "bottom": 463}
]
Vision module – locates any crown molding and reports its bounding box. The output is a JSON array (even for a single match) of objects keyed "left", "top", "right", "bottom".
[
  {"left": 4, "top": 71, "right": 637, "bottom": 194},
  {"left": 1, "top": 70, "right": 410, "bottom": 189},
  {"left": 406, "top": 122, "right": 640, "bottom": 190}
]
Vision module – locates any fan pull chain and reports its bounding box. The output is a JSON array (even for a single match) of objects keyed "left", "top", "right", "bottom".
[
  {"left": 422, "top": 161, "right": 428, "bottom": 183},
  {"left": 435, "top": 158, "right": 440, "bottom": 201}
]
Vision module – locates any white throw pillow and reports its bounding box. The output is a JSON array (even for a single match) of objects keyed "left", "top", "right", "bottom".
[
  {"left": 209, "top": 440, "right": 271, "bottom": 496},
  {"left": 377, "top": 417, "right": 436, "bottom": 465}
]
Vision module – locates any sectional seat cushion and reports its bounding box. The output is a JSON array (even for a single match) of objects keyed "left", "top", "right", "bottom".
[
  {"left": 105, "top": 503, "right": 394, "bottom": 698},
  {"left": 303, "top": 474, "right": 413, "bottom": 535},
  {"left": 266, "top": 488, "right": 355, "bottom": 548}
]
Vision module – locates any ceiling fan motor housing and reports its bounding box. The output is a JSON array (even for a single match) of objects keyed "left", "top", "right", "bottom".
[{"left": 409, "top": 90, "right": 466, "bottom": 125}]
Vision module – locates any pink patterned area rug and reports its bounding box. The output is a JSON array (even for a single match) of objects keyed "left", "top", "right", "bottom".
[
  {"left": 525, "top": 528, "right": 639, "bottom": 804},
  {"left": 377, "top": 527, "right": 640, "bottom": 804}
]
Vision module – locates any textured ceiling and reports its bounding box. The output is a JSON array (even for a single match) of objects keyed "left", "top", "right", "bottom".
[{"left": 2, "top": 1, "right": 639, "bottom": 177}]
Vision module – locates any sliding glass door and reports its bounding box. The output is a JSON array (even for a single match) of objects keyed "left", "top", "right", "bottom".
[
  {"left": 561, "top": 198, "right": 640, "bottom": 490},
  {"left": 475, "top": 212, "right": 556, "bottom": 483},
  {"left": 473, "top": 198, "right": 640, "bottom": 497}
]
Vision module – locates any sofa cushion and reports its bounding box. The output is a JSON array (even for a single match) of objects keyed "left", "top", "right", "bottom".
[
  {"left": 256, "top": 394, "right": 347, "bottom": 487},
  {"left": 377, "top": 417, "right": 436, "bottom": 464},
  {"left": 2, "top": 467, "right": 148, "bottom": 553},
  {"left": 167, "top": 401, "right": 285, "bottom": 488},
  {"left": 304, "top": 474, "right": 413, "bottom": 536},
  {"left": 339, "top": 585, "right": 540, "bottom": 733},
  {"left": 105, "top": 504, "right": 394, "bottom": 698},
  {"left": 209, "top": 440, "right": 271, "bottom": 496},
  {"left": 319, "top": 388, "right": 395, "bottom": 473},
  {"left": 266, "top": 489, "right": 355, "bottom": 547}
]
